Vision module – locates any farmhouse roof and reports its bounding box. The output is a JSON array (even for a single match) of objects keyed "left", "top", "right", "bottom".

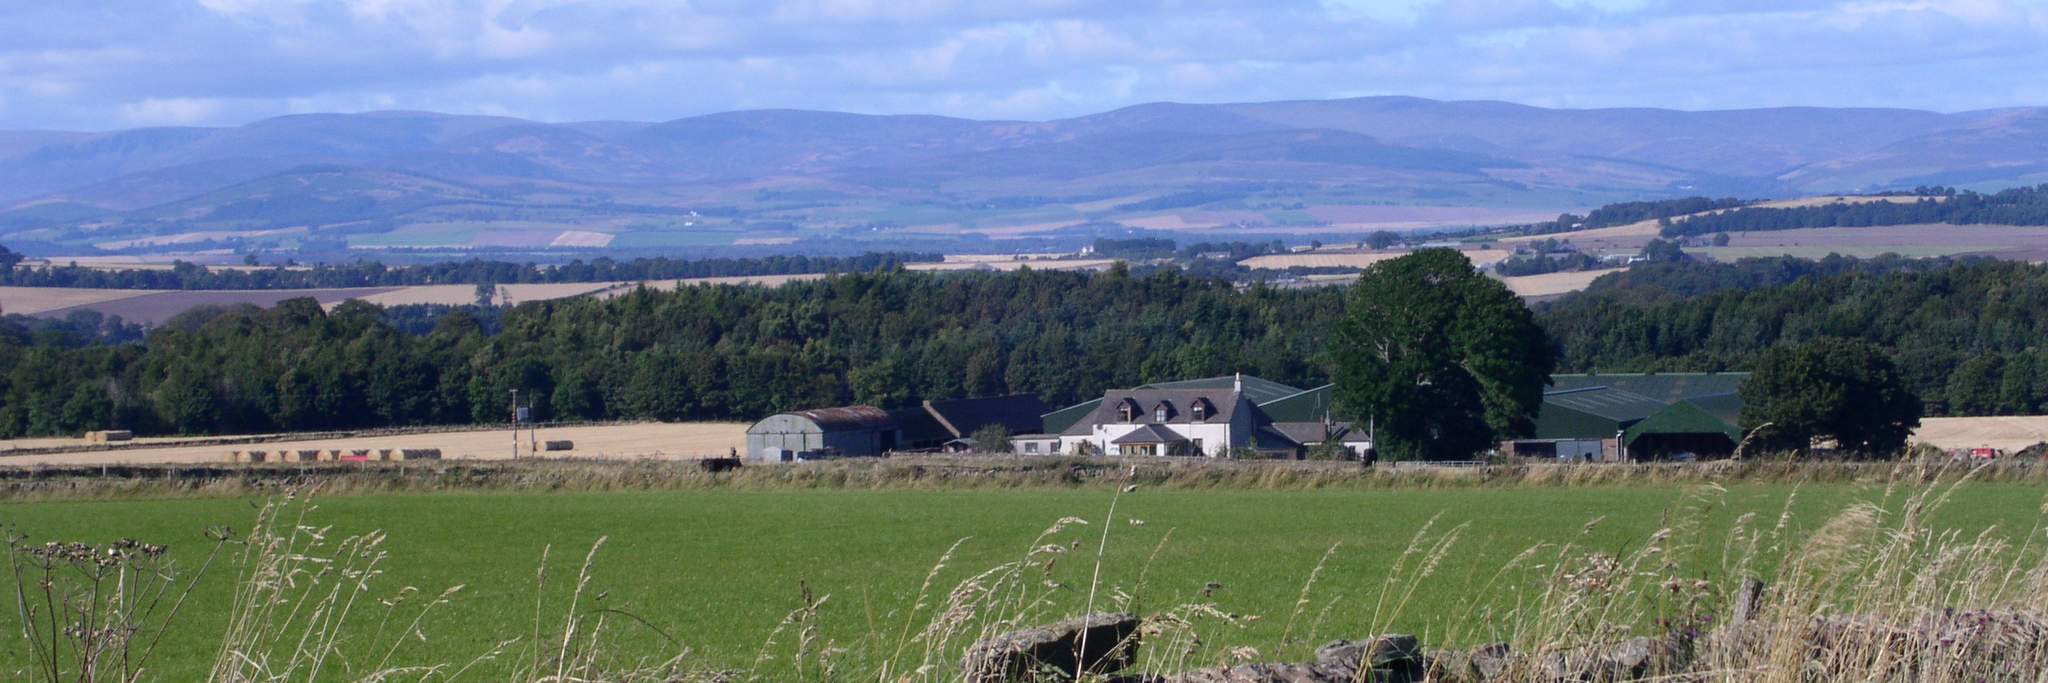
[
  {"left": 1064, "top": 388, "right": 1248, "bottom": 436},
  {"left": 1041, "top": 374, "right": 1305, "bottom": 434},
  {"left": 1112, "top": 424, "right": 1187, "bottom": 444},
  {"left": 1269, "top": 421, "right": 1347, "bottom": 446}
]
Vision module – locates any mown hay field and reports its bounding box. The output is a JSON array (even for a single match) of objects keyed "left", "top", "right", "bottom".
[
  {"left": 2, "top": 258, "right": 1127, "bottom": 323},
  {"left": 1240, "top": 249, "right": 1509, "bottom": 270},
  {"left": 1914, "top": 415, "right": 2048, "bottom": 452},
  {"left": 2, "top": 477, "right": 2042, "bottom": 679},
  {"left": 0, "top": 421, "right": 748, "bottom": 466},
  {"left": 1497, "top": 267, "right": 1626, "bottom": 297},
  {"left": 0, "top": 285, "right": 164, "bottom": 315}
]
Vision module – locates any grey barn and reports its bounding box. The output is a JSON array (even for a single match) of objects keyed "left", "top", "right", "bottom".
[
  {"left": 745, "top": 394, "right": 1050, "bottom": 462},
  {"left": 745, "top": 406, "right": 898, "bottom": 462}
]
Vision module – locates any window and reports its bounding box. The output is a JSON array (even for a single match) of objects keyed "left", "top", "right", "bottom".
[
  {"left": 1154, "top": 406, "right": 1168, "bottom": 422},
  {"left": 1119, "top": 402, "right": 1136, "bottom": 422},
  {"left": 1192, "top": 438, "right": 1204, "bottom": 455},
  {"left": 1191, "top": 401, "right": 1208, "bottom": 421},
  {"left": 1025, "top": 442, "right": 1040, "bottom": 454}
]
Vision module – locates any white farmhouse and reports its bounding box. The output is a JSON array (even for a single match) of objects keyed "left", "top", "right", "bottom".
[{"left": 1052, "top": 374, "right": 1360, "bottom": 458}]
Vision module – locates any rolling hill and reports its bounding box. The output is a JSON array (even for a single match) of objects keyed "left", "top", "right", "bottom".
[{"left": 2, "top": 97, "right": 2044, "bottom": 258}]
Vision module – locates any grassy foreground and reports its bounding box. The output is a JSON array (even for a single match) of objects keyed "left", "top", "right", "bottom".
[{"left": 3, "top": 471, "right": 2045, "bottom": 680}]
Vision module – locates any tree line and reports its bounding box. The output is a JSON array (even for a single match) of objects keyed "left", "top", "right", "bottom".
[
  {"left": 1515, "top": 196, "right": 1752, "bottom": 236},
  {"left": 0, "top": 249, "right": 942, "bottom": 290},
  {"left": 1660, "top": 184, "right": 2048, "bottom": 237},
  {"left": 3, "top": 253, "right": 2045, "bottom": 442},
  {"left": 0, "top": 266, "right": 1340, "bottom": 438},
  {"left": 1542, "top": 255, "right": 2048, "bottom": 416}
]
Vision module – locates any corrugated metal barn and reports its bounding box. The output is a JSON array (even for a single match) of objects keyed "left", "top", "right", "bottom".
[
  {"left": 745, "top": 406, "right": 897, "bottom": 462},
  {"left": 1508, "top": 372, "right": 1751, "bottom": 461}
]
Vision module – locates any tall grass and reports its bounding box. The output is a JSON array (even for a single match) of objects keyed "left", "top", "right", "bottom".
[
  {"left": 8, "top": 455, "right": 2048, "bottom": 502},
  {"left": 8, "top": 461, "right": 2048, "bottom": 681}
]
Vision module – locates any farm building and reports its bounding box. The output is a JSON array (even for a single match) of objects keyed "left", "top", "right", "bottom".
[
  {"left": 745, "top": 406, "right": 898, "bottom": 462},
  {"left": 1044, "top": 374, "right": 1369, "bottom": 459},
  {"left": 894, "top": 394, "right": 1051, "bottom": 451},
  {"left": 1505, "top": 373, "right": 1749, "bottom": 461},
  {"left": 745, "top": 394, "right": 1050, "bottom": 462}
]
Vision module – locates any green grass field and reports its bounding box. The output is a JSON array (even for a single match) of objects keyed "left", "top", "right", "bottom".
[{"left": 2, "top": 481, "right": 2042, "bottom": 678}]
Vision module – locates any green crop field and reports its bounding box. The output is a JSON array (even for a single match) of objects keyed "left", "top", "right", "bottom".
[{"left": 1, "top": 481, "right": 2041, "bottom": 679}]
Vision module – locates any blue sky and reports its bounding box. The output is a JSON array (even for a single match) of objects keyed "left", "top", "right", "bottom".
[{"left": 3, "top": 0, "right": 2046, "bottom": 130}]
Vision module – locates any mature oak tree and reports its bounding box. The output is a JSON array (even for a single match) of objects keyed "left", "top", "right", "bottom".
[
  {"left": 1739, "top": 338, "right": 1922, "bottom": 455},
  {"left": 1332, "top": 249, "right": 1555, "bottom": 461}
]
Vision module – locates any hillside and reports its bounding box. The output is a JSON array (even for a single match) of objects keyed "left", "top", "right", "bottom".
[{"left": 3, "top": 98, "right": 2047, "bottom": 258}]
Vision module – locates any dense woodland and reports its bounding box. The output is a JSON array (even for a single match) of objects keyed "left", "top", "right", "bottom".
[
  {"left": 1515, "top": 196, "right": 1752, "bottom": 236},
  {"left": 2, "top": 252, "right": 2046, "bottom": 438},
  {"left": 1661, "top": 185, "right": 2048, "bottom": 236},
  {"left": 0, "top": 266, "right": 1340, "bottom": 437},
  {"left": 0, "top": 250, "right": 941, "bottom": 290},
  {"left": 1542, "top": 255, "right": 2048, "bottom": 415}
]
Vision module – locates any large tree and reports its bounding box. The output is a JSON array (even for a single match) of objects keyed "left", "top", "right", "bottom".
[
  {"left": 1332, "top": 249, "right": 1555, "bottom": 460},
  {"left": 1739, "top": 338, "right": 1922, "bottom": 455}
]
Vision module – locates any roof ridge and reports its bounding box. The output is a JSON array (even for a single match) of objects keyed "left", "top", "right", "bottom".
[
  {"left": 1553, "top": 371, "right": 1751, "bottom": 377},
  {"left": 1258, "top": 383, "right": 1335, "bottom": 405}
]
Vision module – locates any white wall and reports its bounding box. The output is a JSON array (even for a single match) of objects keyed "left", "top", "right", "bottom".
[{"left": 1072, "top": 421, "right": 1240, "bottom": 457}]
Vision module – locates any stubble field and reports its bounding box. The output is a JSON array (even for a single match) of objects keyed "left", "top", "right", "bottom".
[{"left": 0, "top": 421, "right": 749, "bottom": 466}]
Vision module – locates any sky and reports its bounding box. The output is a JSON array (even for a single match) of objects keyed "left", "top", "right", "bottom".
[{"left": 3, "top": 0, "right": 2047, "bottom": 131}]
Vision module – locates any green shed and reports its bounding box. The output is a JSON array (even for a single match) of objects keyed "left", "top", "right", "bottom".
[{"left": 1622, "top": 400, "right": 1743, "bottom": 458}]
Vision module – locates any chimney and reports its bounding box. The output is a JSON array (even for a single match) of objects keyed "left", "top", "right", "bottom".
[{"left": 1233, "top": 372, "right": 1242, "bottom": 393}]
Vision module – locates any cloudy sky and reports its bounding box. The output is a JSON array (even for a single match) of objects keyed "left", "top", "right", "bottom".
[{"left": 3, "top": 0, "right": 2046, "bottom": 130}]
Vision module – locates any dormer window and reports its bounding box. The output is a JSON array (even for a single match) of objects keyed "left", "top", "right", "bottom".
[
  {"left": 1117, "top": 398, "right": 1139, "bottom": 423},
  {"left": 1190, "top": 398, "right": 1212, "bottom": 422},
  {"left": 1154, "top": 405, "right": 1168, "bottom": 422}
]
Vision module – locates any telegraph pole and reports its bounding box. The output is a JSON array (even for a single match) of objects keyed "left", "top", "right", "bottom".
[{"left": 510, "top": 389, "right": 521, "bottom": 458}]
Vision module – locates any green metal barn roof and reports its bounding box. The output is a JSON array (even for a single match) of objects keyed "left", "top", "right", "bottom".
[
  {"left": 1143, "top": 375, "right": 1305, "bottom": 404},
  {"left": 1623, "top": 400, "right": 1742, "bottom": 446},
  {"left": 1257, "top": 384, "right": 1335, "bottom": 422},
  {"left": 1686, "top": 393, "right": 1745, "bottom": 424},
  {"left": 1530, "top": 374, "right": 1750, "bottom": 443},
  {"left": 1541, "top": 386, "right": 1669, "bottom": 423},
  {"left": 1041, "top": 398, "right": 1103, "bottom": 434},
  {"left": 1550, "top": 373, "right": 1748, "bottom": 403}
]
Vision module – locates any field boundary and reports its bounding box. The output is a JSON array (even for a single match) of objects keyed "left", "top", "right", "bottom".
[{"left": 0, "top": 455, "right": 2033, "bottom": 501}]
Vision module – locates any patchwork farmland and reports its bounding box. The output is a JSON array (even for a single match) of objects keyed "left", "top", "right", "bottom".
[
  {"left": 0, "top": 415, "right": 2036, "bottom": 468},
  {"left": 0, "top": 256, "right": 1125, "bottom": 324}
]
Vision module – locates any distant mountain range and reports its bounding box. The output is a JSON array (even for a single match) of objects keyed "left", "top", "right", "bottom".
[{"left": 2, "top": 97, "right": 2044, "bottom": 259}]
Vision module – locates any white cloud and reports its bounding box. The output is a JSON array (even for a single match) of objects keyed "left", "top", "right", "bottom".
[
  {"left": 116, "top": 97, "right": 229, "bottom": 126},
  {"left": 0, "top": 0, "right": 2042, "bottom": 129}
]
